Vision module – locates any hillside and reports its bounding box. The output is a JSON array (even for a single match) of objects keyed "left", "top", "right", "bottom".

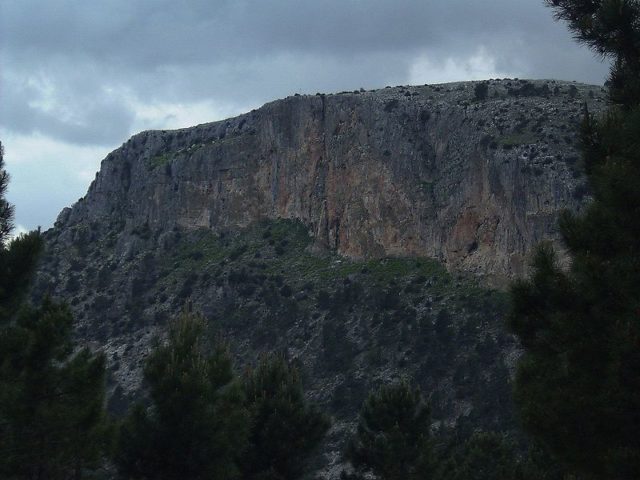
[{"left": 33, "top": 79, "right": 605, "bottom": 476}]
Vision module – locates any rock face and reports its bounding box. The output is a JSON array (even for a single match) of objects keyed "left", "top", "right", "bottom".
[
  {"left": 60, "top": 79, "right": 603, "bottom": 284},
  {"left": 37, "top": 79, "right": 605, "bottom": 477}
]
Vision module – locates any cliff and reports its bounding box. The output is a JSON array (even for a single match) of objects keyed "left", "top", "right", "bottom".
[
  {"left": 56, "top": 79, "right": 602, "bottom": 283},
  {"left": 35, "top": 79, "right": 605, "bottom": 477}
]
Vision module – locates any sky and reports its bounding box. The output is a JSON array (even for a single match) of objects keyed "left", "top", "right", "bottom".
[{"left": 0, "top": 0, "right": 610, "bottom": 233}]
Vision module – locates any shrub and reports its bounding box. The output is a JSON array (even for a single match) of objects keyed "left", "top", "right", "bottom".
[{"left": 474, "top": 82, "right": 489, "bottom": 101}]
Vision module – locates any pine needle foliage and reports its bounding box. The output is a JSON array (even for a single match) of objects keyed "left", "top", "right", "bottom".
[
  {"left": 345, "top": 382, "right": 432, "bottom": 480},
  {"left": 240, "top": 354, "right": 330, "bottom": 480},
  {"left": 115, "top": 312, "right": 249, "bottom": 480},
  {"left": 0, "top": 300, "right": 108, "bottom": 479},
  {"left": 509, "top": 2, "right": 640, "bottom": 478},
  {"left": 0, "top": 143, "right": 109, "bottom": 479}
]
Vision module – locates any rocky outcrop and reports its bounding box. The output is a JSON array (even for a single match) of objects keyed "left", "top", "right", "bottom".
[
  {"left": 59, "top": 79, "right": 604, "bottom": 284},
  {"left": 37, "top": 79, "right": 605, "bottom": 477}
]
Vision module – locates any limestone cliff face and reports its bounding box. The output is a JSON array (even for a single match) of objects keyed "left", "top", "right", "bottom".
[
  {"left": 38, "top": 80, "right": 606, "bottom": 477},
  {"left": 59, "top": 79, "right": 603, "bottom": 283}
]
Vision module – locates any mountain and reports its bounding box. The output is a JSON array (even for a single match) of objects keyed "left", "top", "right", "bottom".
[{"left": 34, "top": 79, "right": 604, "bottom": 477}]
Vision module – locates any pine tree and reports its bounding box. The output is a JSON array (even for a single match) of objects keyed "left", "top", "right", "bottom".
[
  {"left": 240, "top": 354, "right": 330, "bottom": 480},
  {"left": 433, "top": 432, "right": 527, "bottom": 480},
  {"left": 0, "top": 142, "right": 42, "bottom": 319},
  {"left": 344, "top": 382, "right": 432, "bottom": 480},
  {"left": 509, "top": 1, "right": 640, "bottom": 478},
  {"left": 115, "top": 312, "right": 249, "bottom": 480},
  {"left": 0, "top": 142, "right": 13, "bottom": 243},
  {"left": 0, "top": 142, "right": 109, "bottom": 479},
  {"left": 0, "top": 300, "right": 109, "bottom": 479}
]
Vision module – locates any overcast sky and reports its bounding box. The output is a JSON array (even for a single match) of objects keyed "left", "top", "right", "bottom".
[{"left": 0, "top": 0, "right": 609, "bottom": 233}]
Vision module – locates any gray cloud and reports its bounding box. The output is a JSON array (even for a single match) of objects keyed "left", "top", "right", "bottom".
[
  {"left": 1, "top": 1, "right": 610, "bottom": 136},
  {"left": 0, "top": 1, "right": 591, "bottom": 60},
  {"left": 2, "top": 74, "right": 135, "bottom": 146}
]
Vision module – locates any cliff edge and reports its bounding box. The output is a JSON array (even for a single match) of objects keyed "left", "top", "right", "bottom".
[{"left": 56, "top": 79, "right": 603, "bottom": 283}]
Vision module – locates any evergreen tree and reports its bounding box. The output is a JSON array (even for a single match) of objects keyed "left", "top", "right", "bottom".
[
  {"left": 240, "top": 354, "right": 330, "bottom": 480},
  {"left": 0, "top": 142, "right": 13, "bottom": 243},
  {"left": 433, "top": 431, "right": 568, "bottom": 480},
  {"left": 0, "top": 300, "right": 109, "bottom": 479},
  {"left": 509, "top": 1, "right": 640, "bottom": 477},
  {"left": 115, "top": 312, "right": 249, "bottom": 480},
  {"left": 0, "top": 143, "right": 109, "bottom": 479},
  {"left": 0, "top": 142, "right": 42, "bottom": 319},
  {"left": 433, "top": 432, "right": 525, "bottom": 480},
  {"left": 344, "top": 382, "right": 432, "bottom": 480}
]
